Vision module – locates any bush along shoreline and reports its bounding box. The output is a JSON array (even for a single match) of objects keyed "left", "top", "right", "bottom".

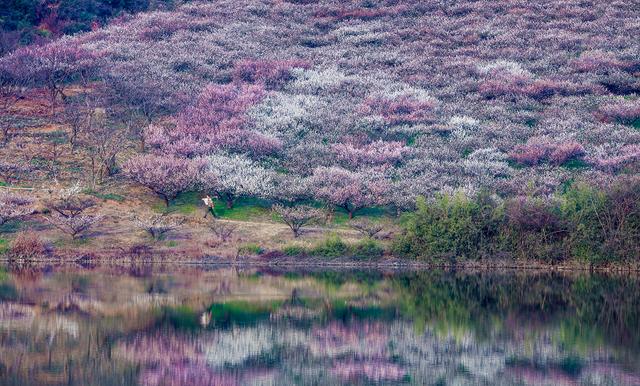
[{"left": 392, "top": 177, "right": 640, "bottom": 266}]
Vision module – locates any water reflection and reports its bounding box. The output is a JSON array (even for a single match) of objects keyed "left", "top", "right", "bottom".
[{"left": 0, "top": 264, "right": 639, "bottom": 385}]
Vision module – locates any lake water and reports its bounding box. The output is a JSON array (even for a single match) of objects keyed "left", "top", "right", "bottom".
[{"left": 0, "top": 264, "right": 639, "bottom": 385}]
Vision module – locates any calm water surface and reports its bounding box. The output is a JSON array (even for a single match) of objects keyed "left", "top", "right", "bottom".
[{"left": 0, "top": 264, "right": 639, "bottom": 385}]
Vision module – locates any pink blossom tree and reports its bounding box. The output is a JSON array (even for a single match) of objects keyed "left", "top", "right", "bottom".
[
  {"left": 232, "top": 59, "right": 310, "bottom": 89},
  {"left": 332, "top": 140, "right": 410, "bottom": 168},
  {"left": 2, "top": 39, "right": 100, "bottom": 111},
  {"left": 309, "top": 166, "right": 389, "bottom": 218},
  {"left": 360, "top": 95, "right": 436, "bottom": 125},
  {"left": 509, "top": 138, "right": 585, "bottom": 166},
  {"left": 124, "top": 155, "right": 205, "bottom": 206},
  {"left": 156, "top": 83, "right": 282, "bottom": 157},
  {"left": 595, "top": 100, "right": 640, "bottom": 126}
]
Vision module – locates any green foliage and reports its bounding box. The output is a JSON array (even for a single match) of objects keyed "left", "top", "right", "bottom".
[
  {"left": 156, "top": 191, "right": 200, "bottom": 215},
  {"left": 238, "top": 243, "right": 263, "bottom": 255},
  {"left": 309, "top": 234, "right": 348, "bottom": 258},
  {"left": 0, "top": 238, "right": 9, "bottom": 253},
  {"left": 394, "top": 179, "right": 640, "bottom": 264},
  {"left": 0, "top": 220, "right": 22, "bottom": 234},
  {"left": 393, "top": 192, "right": 500, "bottom": 260},
  {"left": 560, "top": 183, "right": 609, "bottom": 263},
  {"left": 351, "top": 238, "right": 384, "bottom": 259},
  {"left": 561, "top": 158, "right": 589, "bottom": 170},
  {"left": 208, "top": 300, "right": 282, "bottom": 327},
  {"left": 282, "top": 244, "right": 306, "bottom": 256},
  {"left": 282, "top": 237, "right": 386, "bottom": 259},
  {"left": 0, "top": 281, "right": 18, "bottom": 301},
  {"left": 157, "top": 305, "right": 199, "bottom": 330},
  {"left": 214, "top": 197, "right": 273, "bottom": 221},
  {"left": 83, "top": 189, "right": 125, "bottom": 202}
]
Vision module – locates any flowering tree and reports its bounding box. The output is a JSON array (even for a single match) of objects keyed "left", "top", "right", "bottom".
[
  {"left": 309, "top": 166, "right": 389, "bottom": 218},
  {"left": 509, "top": 138, "right": 585, "bottom": 166},
  {"left": 332, "top": 140, "right": 410, "bottom": 168},
  {"left": 46, "top": 214, "right": 103, "bottom": 239},
  {"left": 232, "top": 59, "right": 310, "bottom": 89},
  {"left": 7, "top": 0, "right": 640, "bottom": 204},
  {"left": 2, "top": 39, "right": 99, "bottom": 111},
  {"left": 172, "top": 83, "right": 281, "bottom": 157},
  {"left": 360, "top": 94, "right": 436, "bottom": 125},
  {"left": 272, "top": 204, "right": 323, "bottom": 238},
  {"left": 348, "top": 218, "right": 386, "bottom": 239},
  {"left": 595, "top": 100, "right": 640, "bottom": 126},
  {"left": 124, "top": 155, "right": 205, "bottom": 206},
  {"left": 203, "top": 153, "right": 275, "bottom": 208}
]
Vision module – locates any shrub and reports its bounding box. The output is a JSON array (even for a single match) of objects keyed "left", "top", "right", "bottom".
[
  {"left": 393, "top": 192, "right": 501, "bottom": 260},
  {"left": 208, "top": 220, "right": 236, "bottom": 243},
  {"left": 500, "top": 196, "right": 567, "bottom": 262},
  {"left": 561, "top": 179, "right": 640, "bottom": 263},
  {"left": 237, "top": 243, "right": 264, "bottom": 256},
  {"left": 351, "top": 238, "right": 385, "bottom": 259},
  {"left": 282, "top": 244, "right": 307, "bottom": 256},
  {"left": 392, "top": 178, "right": 640, "bottom": 264},
  {"left": 309, "top": 234, "right": 348, "bottom": 258},
  {"left": 7, "top": 232, "right": 49, "bottom": 261}
]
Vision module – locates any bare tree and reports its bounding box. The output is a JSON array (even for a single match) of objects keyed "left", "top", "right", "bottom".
[
  {"left": 45, "top": 184, "right": 102, "bottom": 239},
  {"left": 78, "top": 106, "right": 126, "bottom": 187},
  {"left": 348, "top": 218, "right": 386, "bottom": 239},
  {"left": 272, "top": 204, "right": 323, "bottom": 238},
  {"left": 208, "top": 220, "right": 237, "bottom": 243},
  {"left": 0, "top": 191, "right": 33, "bottom": 227},
  {"left": 133, "top": 212, "right": 184, "bottom": 240}
]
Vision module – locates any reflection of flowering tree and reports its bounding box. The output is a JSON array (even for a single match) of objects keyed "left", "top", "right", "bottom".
[
  {"left": 331, "top": 360, "right": 406, "bottom": 382},
  {"left": 140, "top": 364, "right": 238, "bottom": 386},
  {"left": 309, "top": 321, "right": 390, "bottom": 358},
  {"left": 116, "top": 333, "right": 236, "bottom": 386}
]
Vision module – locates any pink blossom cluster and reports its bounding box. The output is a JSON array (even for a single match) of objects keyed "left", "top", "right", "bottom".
[
  {"left": 509, "top": 138, "right": 585, "bottom": 166},
  {"left": 331, "top": 359, "right": 406, "bottom": 382},
  {"left": 232, "top": 59, "right": 310, "bottom": 89},
  {"left": 588, "top": 145, "right": 640, "bottom": 172},
  {"left": 332, "top": 140, "right": 410, "bottom": 167},
  {"left": 595, "top": 100, "right": 640, "bottom": 125},
  {"left": 360, "top": 95, "right": 436, "bottom": 125}
]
